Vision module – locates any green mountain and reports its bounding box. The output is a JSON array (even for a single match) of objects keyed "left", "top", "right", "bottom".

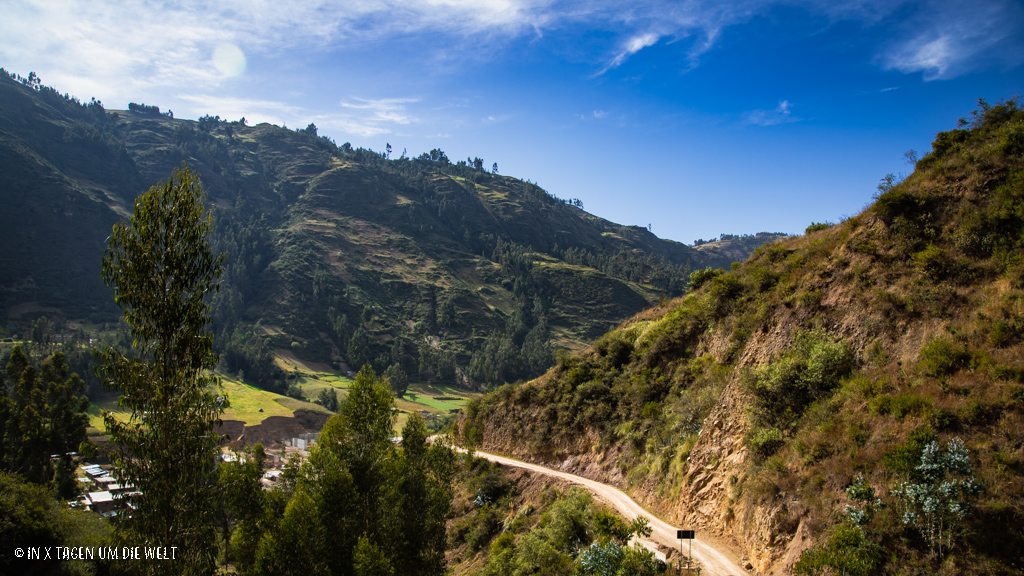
[
  {"left": 459, "top": 99, "right": 1024, "bottom": 574},
  {"left": 0, "top": 70, "right": 781, "bottom": 392}
]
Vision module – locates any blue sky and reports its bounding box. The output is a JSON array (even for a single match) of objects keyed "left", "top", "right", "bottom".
[{"left": 3, "top": 0, "right": 1023, "bottom": 244}]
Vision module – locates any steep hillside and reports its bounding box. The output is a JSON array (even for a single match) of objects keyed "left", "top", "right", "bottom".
[
  {"left": 460, "top": 99, "right": 1024, "bottom": 575},
  {"left": 694, "top": 232, "right": 789, "bottom": 264},
  {"left": 0, "top": 70, "right": 779, "bottom": 392}
]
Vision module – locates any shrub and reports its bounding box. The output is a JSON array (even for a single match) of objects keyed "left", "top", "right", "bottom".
[
  {"left": 687, "top": 267, "right": 722, "bottom": 291},
  {"left": 882, "top": 427, "right": 936, "bottom": 479},
  {"left": 990, "top": 319, "right": 1022, "bottom": 347},
  {"left": 874, "top": 189, "right": 927, "bottom": 225},
  {"left": 472, "top": 467, "right": 513, "bottom": 506},
  {"left": 466, "top": 505, "right": 502, "bottom": 551},
  {"left": 595, "top": 336, "right": 633, "bottom": 370},
  {"left": 852, "top": 240, "right": 877, "bottom": 256},
  {"left": 918, "top": 338, "right": 969, "bottom": 377},
  {"left": 708, "top": 274, "right": 743, "bottom": 310},
  {"left": 751, "top": 427, "right": 785, "bottom": 459},
  {"left": 928, "top": 128, "right": 969, "bottom": 159},
  {"left": 870, "top": 393, "right": 931, "bottom": 419},
  {"left": 751, "top": 329, "right": 853, "bottom": 426},
  {"left": 994, "top": 364, "right": 1024, "bottom": 383},
  {"left": 848, "top": 422, "right": 869, "bottom": 447},
  {"left": 805, "top": 221, "right": 833, "bottom": 234},
  {"left": 762, "top": 243, "right": 791, "bottom": 263},
  {"left": 797, "top": 287, "right": 822, "bottom": 308},
  {"left": 751, "top": 266, "right": 777, "bottom": 292},
  {"left": 960, "top": 399, "right": 999, "bottom": 426},
  {"left": 912, "top": 244, "right": 949, "bottom": 279},
  {"left": 930, "top": 408, "right": 960, "bottom": 431},
  {"left": 794, "top": 523, "right": 882, "bottom": 576}
]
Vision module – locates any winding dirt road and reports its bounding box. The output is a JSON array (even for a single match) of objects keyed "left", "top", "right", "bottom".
[{"left": 471, "top": 449, "right": 747, "bottom": 576}]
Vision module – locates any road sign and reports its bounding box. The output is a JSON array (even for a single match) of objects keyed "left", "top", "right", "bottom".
[{"left": 677, "top": 529, "right": 695, "bottom": 572}]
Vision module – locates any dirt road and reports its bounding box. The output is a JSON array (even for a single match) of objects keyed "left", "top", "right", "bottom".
[{"left": 471, "top": 449, "right": 747, "bottom": 576}]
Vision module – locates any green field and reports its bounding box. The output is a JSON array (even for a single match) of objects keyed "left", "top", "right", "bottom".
[
  {"left": 86, "top": 359, "right": 478, "bottom": 435},
  {"left": 86, "top": 399, "right": 129, "bottom": 437},
  {"left": 286, "top": 369, "right": 476, "bottom": 422},
  {"left": 219, "top": 376, "right": 295, "bottom": 425}
]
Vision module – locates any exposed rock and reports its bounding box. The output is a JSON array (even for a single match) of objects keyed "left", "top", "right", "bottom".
[{"left": 778, "top": 519, "right": 813, "bottom": 575}]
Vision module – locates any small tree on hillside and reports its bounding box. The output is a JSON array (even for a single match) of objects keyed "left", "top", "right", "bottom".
[
  {"left": 892, "top": 437, "right": 982, "bottom": 558},
  {"left": 317, "top": 387, "right": 339, "bottom": 411}
]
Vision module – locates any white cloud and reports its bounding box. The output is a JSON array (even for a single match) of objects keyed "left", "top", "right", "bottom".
[
  {"left": 294, "top": 97, "right": 421, "bottom": 138},
  {"left": 175, "top": 94, "right": 303, "bottom": 126},
  {"left": 878, "top": 0, "right": 1023, "bottom": 80},
  {"left": 315, "top": 117, "right": 392, "bottom": 138},
  {"left": 1, "top": 0, "right": 1019, "bottom": 117},
  {"left": 598, "top": 32, "right": 661, "bottom": 75},
  {"left": 587, "top": 0, "right": 1023, "bottom": 78},
  {"left": 0, "top": 0, "right": 546, "bottom": 107},
  {"left": 341, "top": 97, "right": 418, "bottom": 125},
  {"left": 744, "top": 99, "right": 798, "bottom": 126},
  {"left": 171, "top": 93, "right": 419, "bottom": 139}
]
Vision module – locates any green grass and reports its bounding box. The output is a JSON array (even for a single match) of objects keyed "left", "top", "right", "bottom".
[
  {"left": 274, "top": 396, "right": 332, "bottom": 415},
  {"left": 219, "top": 376, "right": 294, "bottom": 425},
  {"left": 293, "top": 373, "right": 353, "bottom": 400},
  {"left": 86, "top": 399, "right": 129, "bottom": 436},
  {"left": 223, "top": 355, "right": 477, "bottom": 434},
  {"left": 402, "top": 391, "right": 464, "bottom": 411}
]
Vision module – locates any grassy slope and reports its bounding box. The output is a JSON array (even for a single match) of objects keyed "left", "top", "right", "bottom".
[
  {"left": 461, "top": 100, "right": 1024, "bottom": 575},
  {"left": 218, "top": 376, "right": 296, "bottom": 425},
  {"left": 0, "top": 72, "right": 779, "bottom": 387}
]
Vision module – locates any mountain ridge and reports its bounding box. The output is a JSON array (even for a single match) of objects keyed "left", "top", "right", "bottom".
[{"left": 0, "top": 69, "right": 784, "bottom": 391}]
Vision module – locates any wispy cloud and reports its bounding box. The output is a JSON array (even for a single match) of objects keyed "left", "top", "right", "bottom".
[
  {"left": 314, "top": 97, "right": 421, "bottom": 137},
  {"left": 576, "top": 109, "right": 610, "bottom": 121},
  {"left": 1, "top": 0, "right": 1019, "bottom": 117},
  {"left": 744, "top": 100, "right": 798, "bottom": 126},
  {"left": 877, "top": 0, "right": 1023, "bottom": 80},
  {"left": 175, "top": 94, "right": 304, "bottom": 126},
  {"left": 587, "top": 0, "right": 1023, "bottom": 78},
  {"left": 172, "top": 94, "right": 419, "bottom": 138},
  {"left": 0, "top": 0, "right": 547, "bottom": 108},
  {"left": 341, "top": 97, "right": 418, "bottom": 125},
  {"left": 597, "top": 32, "right": 661, "bottom": 75}
]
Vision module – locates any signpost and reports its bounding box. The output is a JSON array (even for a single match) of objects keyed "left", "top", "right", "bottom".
[{"left": 677, "top": 529, "right": 695, "bottom": 573}]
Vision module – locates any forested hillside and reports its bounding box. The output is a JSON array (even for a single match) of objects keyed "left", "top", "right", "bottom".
[
  {"left": 460, "top": 99, "right": 1024, "bottom": 575},
  {"left": 0, "top": 69, "right": 780, "bottom": 392}
]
